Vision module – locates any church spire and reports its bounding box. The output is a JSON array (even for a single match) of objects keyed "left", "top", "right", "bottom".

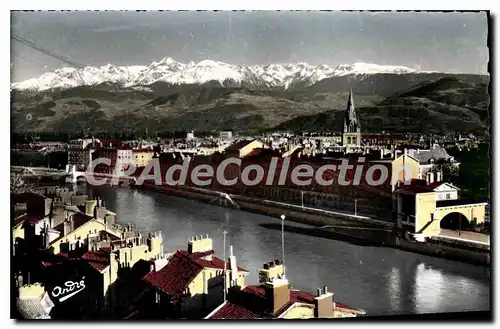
[
  {"left": 347, "top": 89, "right": 356, "bottom": 120},
  {"left": 343, "top": 89, "right": 359, "bottom": 133}
]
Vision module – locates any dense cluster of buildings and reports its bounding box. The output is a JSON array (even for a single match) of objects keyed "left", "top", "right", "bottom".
[
  {"left": 19, "top": 91, "right": 488, "bottom": 237},
  {"left": 11, "top": 185, "right": 364, "bottom": 319}
]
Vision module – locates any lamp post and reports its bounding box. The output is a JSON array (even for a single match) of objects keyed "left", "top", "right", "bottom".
[
  {"left": 280, "top": 214, "right": 286, "bottom": 277},
  {"left": 223, "top": 230, "right": 228, "bottom": 302}
]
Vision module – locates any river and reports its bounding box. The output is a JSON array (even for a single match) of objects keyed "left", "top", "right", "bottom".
[{"left": 82, "top": 184, "right": 490, "bottom": 316}]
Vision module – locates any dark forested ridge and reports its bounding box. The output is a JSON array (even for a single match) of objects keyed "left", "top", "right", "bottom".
[{"left": 11, "top": 73, "right": 490, "bottom": 136}]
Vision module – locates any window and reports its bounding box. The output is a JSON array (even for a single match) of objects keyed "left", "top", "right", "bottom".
[
  {"left": 155, "top": 291, "right": 161, "bottom": 304},
  {"left": 446, "top": 193, "right": 451, "bottom": 200}
]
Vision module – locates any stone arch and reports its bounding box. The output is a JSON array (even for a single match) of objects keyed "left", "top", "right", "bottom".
[
  {"left": 347, "top": 136, "right": 352, "bottom": 144},
  {"left": 440, "top": 212, "right": 471, "bottom": 230}
]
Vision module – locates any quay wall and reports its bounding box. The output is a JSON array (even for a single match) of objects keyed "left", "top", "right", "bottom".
[{"left": 130, "top": 183, "right": 490, "bottom": 267}]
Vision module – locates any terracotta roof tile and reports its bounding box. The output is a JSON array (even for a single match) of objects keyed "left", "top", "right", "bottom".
[
  {"left": 132, "top": 148, "right": 154, "bottom": 153},
  {"left": 143, "top": 249, "right": 248, "bottom": 299},
  {"left": 143, "top": 251, "right": 203, "bottom": 298},
  {"left": 82, "top": 250, "right": 110, "bottom": 272},
  {"left": 208, "top": 301, "right": 264, "bottom": 319},
  {"left": 54, "top": 250, "right": 110, "bottom": 272},
  {"left": 207, "top": 285, "right": 360, "bottom": 319},
  {"left": 177, "top": 250, "right": 248, "bottom": 272}
]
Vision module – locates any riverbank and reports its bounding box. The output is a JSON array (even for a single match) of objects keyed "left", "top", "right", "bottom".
[{"left": 130, "top": 182, "right": 490, "bottom": 267}]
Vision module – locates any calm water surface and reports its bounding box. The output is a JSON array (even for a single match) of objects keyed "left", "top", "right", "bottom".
[{"left": 84, "top": 185, "right": 491, "bottom": 316}]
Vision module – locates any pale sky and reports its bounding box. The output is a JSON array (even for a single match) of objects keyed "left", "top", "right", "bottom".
[{"left": 11, "top": 11, "right": 489, "bottom": 82}]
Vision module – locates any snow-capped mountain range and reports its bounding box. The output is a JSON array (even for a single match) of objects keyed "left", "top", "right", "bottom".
[{"left": 11, "top": 57, "right": 425, "bottom": 91}]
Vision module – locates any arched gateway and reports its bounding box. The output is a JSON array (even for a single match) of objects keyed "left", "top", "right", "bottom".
[{"left": 395, "top": 184, "right": 488, "bottom": 236}]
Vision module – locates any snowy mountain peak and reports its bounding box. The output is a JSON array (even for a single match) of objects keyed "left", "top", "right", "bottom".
[
  {"left": 333, "top": 62, "right": 417, "bottom": 76},
  {"left": 11, "top": 58, "right": 424, "bottom": 91},
  {"left": 158, "top": 57, "right": 177, "bottom": 65}
]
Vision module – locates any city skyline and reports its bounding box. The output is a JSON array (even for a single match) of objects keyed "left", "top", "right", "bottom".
[{"left": 11, "top": 11, "right": 489, "bottom": 82}]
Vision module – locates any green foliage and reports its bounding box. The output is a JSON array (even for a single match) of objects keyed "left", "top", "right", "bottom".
[
  {"left": 11, "top": 151, "right": 68, "bottom": 169},
  {"left": 448, "top": 144, "right": 490, "bottom": 202}
]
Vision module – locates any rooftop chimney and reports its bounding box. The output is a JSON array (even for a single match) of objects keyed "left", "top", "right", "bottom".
[
  {"left": 429, "top": 171, "right": 434, "bottom": 184},
  {"left": 63, "top": 217, "right": 74, "bottom": 237},
  {"left": 259, "top": 259, "right": 285, "bottom": 284},
  {"left": 85, "top": 199, "right": 98, "bottom": 217},
  {"left": 314, "top": 285, "right": 335, "bottom": 318},
  {"left": 264, "top": 278, "right": 290, "bottom": 315},
  {"left": 436, "top": 171, "right": 442, "bottom": 182},
  {"left": 188, "top": 235, "right": 213, "bottom": 255},
  {"left": 228, "top": 245, "right": 238, "bottom": 286}
]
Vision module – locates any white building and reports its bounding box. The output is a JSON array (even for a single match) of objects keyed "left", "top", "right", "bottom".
[
  {"left": 407, "top": 144, "right": 459, "bottom": 179},
  {"left": 115, "top": 149, "right": 133, "bottom": 176},
  {"left": 219, "top": 131, "right": 233, "bottom": 140}
]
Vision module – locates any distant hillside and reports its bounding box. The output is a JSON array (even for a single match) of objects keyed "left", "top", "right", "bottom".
[
  {"left": 274, "top": 77, "right": 489, "bottom": 135},
  {"left": 11, "top": 74, "right": 490, "bottom": 136},
  {"left": 305, "top": 73, "right": 489, "bottom": 96}
]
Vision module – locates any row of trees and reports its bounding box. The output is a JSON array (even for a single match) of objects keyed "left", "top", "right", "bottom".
[
  {"left": 447, "top": 143, "right": 490, "bottom": 202},
  {"left": 11, "top": 130, "right": 232, "bottom": 143},
  {"left": 11, "top": 151, "right": 68, "bottom": 169}
]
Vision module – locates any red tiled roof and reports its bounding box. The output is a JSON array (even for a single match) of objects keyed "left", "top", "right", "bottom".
[
  {"left": 207, "top": 285, "right": 360, "bottom": 319},
  {"left": 288, "top": 289, "right": 357, "bottom": 311},
  {"left": 143, "top": 249, "right": 248, "bottom": 298},
  {"left": 177, "top": 250, "right": 248, "bottom": 272},
  {"left": 209, "top": 301, "right": 263, "bottom": 319},
  {"left": 54, "top": 250, "right": 110, "bottom": 272},
  {"left": 132, "top": 148, "right": 154, "bottom": 153},
  {"left": 143, "top": 251, "right": 203, "bottom": 297},
  {"left": 82, "top": 250, "right": 110, "bottom": 272}
]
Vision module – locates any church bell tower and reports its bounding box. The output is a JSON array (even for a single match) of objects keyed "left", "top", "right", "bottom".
[{"left": 341, "top": 89, "right": 361, "bottom": 150}]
